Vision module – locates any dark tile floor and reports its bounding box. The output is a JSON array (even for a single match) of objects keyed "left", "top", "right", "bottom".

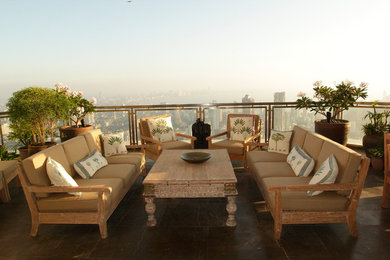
[{"left": 1, "top": 160, "right": 390, "bottom": 260}]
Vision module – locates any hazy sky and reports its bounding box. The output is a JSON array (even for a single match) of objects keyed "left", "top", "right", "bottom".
[{"left": 1, "top": 0, "right": 389, "bottom": 103}]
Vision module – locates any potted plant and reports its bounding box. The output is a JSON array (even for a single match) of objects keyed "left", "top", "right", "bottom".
[
  {"left": 55, "top": 83, "right": 97, "bottom": 141},
  {"left": 367, "top": 147, "right": 384, "bottom": 171},
  {"left": 362, "top": 101, "right": 390, "bottom": 156},
  {"left": 7, "top": 120, "right": 34, "bottom": 159},
  {"left": 296, "top": 80, "right": 368, "bottom": 145},
  {"left": 7, "top": 87, "right": 68, "bottom": 156}
]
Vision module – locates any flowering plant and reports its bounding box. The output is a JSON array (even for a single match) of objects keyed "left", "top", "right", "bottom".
[
  {"left": 55, "top": 83, "right": 97, "bottom": 127},
  {"left": 296, "top": 80, "right": 368, "bottom": 123}
]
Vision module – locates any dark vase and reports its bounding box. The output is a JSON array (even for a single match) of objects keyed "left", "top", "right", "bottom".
[
  {"left": 371, "top": 157, "right": 384, "bottom": 171},
  {"left": 314, "top": 119, "right": 350, "bottom": 146},
  {"left": 59, "top": 125, "right": 93, "bottom": 142},
  {"left": 362, "top": 133, "right": 384, "bottom": 157}
]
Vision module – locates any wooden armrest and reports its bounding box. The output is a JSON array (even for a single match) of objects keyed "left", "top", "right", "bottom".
[
  {"left": 244, "top": 132, "right": 261, "bottom": 144},
  {"left": 206, "top": 131, "right": 228, "bottom": 141},
  {"left": 246, "top": 142, "right": 269, "bottom": 147},
  {"left": 174, "top": 132, "right": 197, "bottom": 140},
  {"left": 268, "top": 183, "right": 357, "bottom": 192},
  {"left": 140, "top": 135, "right": 162, "bottom": 145},
  {"left": 28, "top": 185, "right": 112, "bottom": 194}
]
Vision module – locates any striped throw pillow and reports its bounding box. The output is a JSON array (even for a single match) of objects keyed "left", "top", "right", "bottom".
[
  {"left": 74, "top": 149, "right": 108, "bottom": 179},
  {"left": 287, "top": 144, "right": 315, "bottom": 177},
  {"left": 307, "top": 154, "right": 339, "bottom": 196}
]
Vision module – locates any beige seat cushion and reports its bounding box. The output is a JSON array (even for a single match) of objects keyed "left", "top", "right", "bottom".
[
  {"left": 251, "top": 162, "right": 296, "bottom": 180},
  {"left": 0, "top": 160, "right": 18, "bottom": 183},
  {"left": 36, "top": 178, "right": 123, "bottom": 212},
  {"left": 247, "top": 151, "right": 287, "bottom": 169},
  {"left": 261, "top": 177, "right": 349, "bottom": 211},
  {"left": 105, "top": 152, "right": 145, "bottom": 173},
  {"left": 147, "top": 140, "right": 192, "bottom": 155},
  {"left": 88, "top": 164, "right": 138, "bottom": 187},
  {"left": 211, "top": 140, "right": 244, "bottom": 155}
]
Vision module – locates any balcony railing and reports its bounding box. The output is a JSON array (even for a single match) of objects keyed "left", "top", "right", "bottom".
[{"left": 1, "top": 101, "right": 390, "bottom": 150}]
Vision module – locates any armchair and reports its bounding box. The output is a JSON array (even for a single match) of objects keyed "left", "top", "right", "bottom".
[
  {"left": 207, "top": 114, "right": 261, "bottom": 168},
  {"left": 139, "top": 114, "right": 196, "bottom": 161}
]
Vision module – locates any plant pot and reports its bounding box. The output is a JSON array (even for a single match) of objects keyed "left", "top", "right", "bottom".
[
  {"left": 59, "top": 125, "right": 93, "bottom": 142},
  {"left": 371, "top": 157, "right": 384, "bottom": 171},
  {"left": 18, "top": 146, "right": 29, "bottom": 160},
  {"left": 314, "top": 119, "right": 350, "bottom": 146},
  {"left": 27, "top": 143, "right": 49, "bottom": 156},
  {"left": 362, "top": 133, "right": 384, "bottom": 157}
]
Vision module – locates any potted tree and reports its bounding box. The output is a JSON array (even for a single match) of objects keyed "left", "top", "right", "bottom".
[
  {"left": 55, "top": 83, "right": 97, "bottom": 141},
  {"left": 362, "top": 101, "right": 390, "bottom": 156},
  {"left": 7, "top": 87, "right": 69, "bottom": 156},
  {"left": 7, "top": 120, "right": 34, "bottom": 159},
  {"left": 296, "top": 80, "right": 368, "bottom": 145}
]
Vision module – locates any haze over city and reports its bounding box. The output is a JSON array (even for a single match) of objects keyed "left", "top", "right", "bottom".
[{"left": 1, "top": 0, "right": 390, "bottom": 104}]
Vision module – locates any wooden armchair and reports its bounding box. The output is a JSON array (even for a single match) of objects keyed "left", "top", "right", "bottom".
[
  {"left": 207, "top": 114, "right": 261, "bottom": 168},
  {"left": 139, "top": 114, "right": 196, "bottom": 161},
  {"left": 382, "top": 132, "right": 390, "bottom": 208}
]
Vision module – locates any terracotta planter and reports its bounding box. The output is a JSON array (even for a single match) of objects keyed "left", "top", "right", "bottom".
[
  {"left": 362, "top": 133, "right": 384, "bottom": 157},
  {"left": 314, "top": 119, "right": 350, "bottom": 146},
  {"left": 371, "top": 157, "right": 384, "bottom": 171},
  {"left": 18, "top": 146, "right": 29, "bottom": 160},
  {"left": 60, "top": 125, "right": 93, "bottom": 142},
  {"left": 27, "top": 143, "right": 49, "bottom": 156}
]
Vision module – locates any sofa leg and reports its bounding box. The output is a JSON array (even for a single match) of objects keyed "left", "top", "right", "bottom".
[
  {"left": 30, "top": 217, "right": 39, "bottom": 237},
  {"left": 273, "top": 222, "right": 282, "bottom": 240},
  {"left": 347, "top": 215, "right": 358, "bottom": 237},
  {"left": 381, "top": 182, "right": 390, "bottom": 208},
  {"left": 99, "top": 222, "right": 108, "bottom": 239}
]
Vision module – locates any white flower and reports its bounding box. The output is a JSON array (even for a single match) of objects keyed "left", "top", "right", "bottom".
[
  {"left": 54, "top": 82, "right": 63, "bottom": 88},
  {"left": 90, "top": 97, "right": 97, "bottom": 104},
  {"left": 297, "top": 91, "right": 306, "bottom": 97},
  {"left": 360, "top": 82, "right": 368, "bottom": 88},
  {"left": 313, "top": 81, "right": 322, "bottom": 87},
  {"left": 344, "top": 80, "right": 354, "bottom": 87},
  {"left": 71, "top": 90, "right": 83, "bottom": 97}
]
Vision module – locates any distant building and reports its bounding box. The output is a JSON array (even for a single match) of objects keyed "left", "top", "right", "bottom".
[
  {"left": 242, "top": 94, "right": 255, "bottom": 114},
  {"left": 273, "top": 92, "right": 286, "bottom": 130}
]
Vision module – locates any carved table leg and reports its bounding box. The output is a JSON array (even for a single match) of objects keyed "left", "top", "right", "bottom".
[
  {"left": 226, "top": 196, "right": 237, "bottom": 227},
  {"left": 145, "top": 197, "right": 156, "bottom": 227}
]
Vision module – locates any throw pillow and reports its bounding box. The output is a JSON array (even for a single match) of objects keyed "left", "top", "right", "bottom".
[
  {"left": 74, "top": 149, "right": 108, "bottom": 179},
  {"left": 287, "top": 144, "right": 315, "bottom": 177},
  {"left": 147, "top": 116, "right": 176, "bottom": 142},
  {"left": 101, "top": 132, "right": 128, "bottom": 157},
  {"left": 268, "top": 129, "right": 293, "bottom": 154},
  {"left": 46, "top": 157, "right": 80, "bottom": 196},
  {"left": 307, "top": 154, "right": 339, "bottom": 196},
  {"left": 229, "top": 115, "right": 256, "bottom": 141}
]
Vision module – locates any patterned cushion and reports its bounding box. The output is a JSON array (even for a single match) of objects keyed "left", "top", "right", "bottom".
[
  {"left": 101, "top": 133, "right": 128, "bottom": 157},
  {"left": 74, "top": 149, "right": 108, "bottom": 179},
  {"left": 307, "top": 154, "right": 339, "bottom": 196},
  {"left": 229, "top": 115, "right": 256, "bottom": 141},
  {"left": 147, "top": 116, "right": 176, "bottom": 142},
  {"left": 46, "top": 157, "right": 80, "bottom": 196},
  {"left": 287, "top": 144, "right": 315, "bottom": 177},
  {"left": 268, "top": 130, "right": 293, "bottom": 155}
]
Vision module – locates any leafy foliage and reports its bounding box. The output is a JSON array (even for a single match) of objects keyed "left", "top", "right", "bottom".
[{"left": 362, "top": 101, "right": 390, "bottom": 135}]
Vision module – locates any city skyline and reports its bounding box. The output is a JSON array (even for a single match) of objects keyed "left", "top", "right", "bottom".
[{"left": 1, "top": 0, "right": 390, "bottom": 104}]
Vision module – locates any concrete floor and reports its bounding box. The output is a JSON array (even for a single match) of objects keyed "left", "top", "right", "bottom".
[{"left": 0, "top": 160, "right": 390, "bottom": 260}]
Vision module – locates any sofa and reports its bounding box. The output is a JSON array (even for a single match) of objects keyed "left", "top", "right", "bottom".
[
  {"left": 17, "top": 129, "right": 145, "bottom": 238},
  {"left": 247, "top": 125, "right": 370, "bottom": 239},
  {"left": 0, "top": 160, "right": 18, "bottom": 203}
]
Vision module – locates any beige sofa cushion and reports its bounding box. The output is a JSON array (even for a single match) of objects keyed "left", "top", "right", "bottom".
[
  {"left": 36, "top": 178, "right": 123, "bottom": 212},
  {"left": 0, "top": 160, "right": 18, "bottom": 183},
  {"left": 262, "top": 177, "right": 349, "bottom": 211},
  {"left": 148, "top": 140, "right": 192, "bottom": 155},
  {"left": 88, "top": 164, "right": 138, "bottom": 187},
  {"left": 302, "top": 132, "right": 326, "bottom": 169},
  {"left": 105, "top": 152, "right": 145, "bottom": 173},
  {"left": 252, "top": 162, "right": 296, "bottom": 180},
  {"left": 81, "top": 129, "right": 104, "bottom": 154},
  {"left": 22, "top": 145, "right": 71, "bottom": 197},
  {"left": 247, "top": 151, "right": 287, "bottom": 170},
  {"left": 62, "top": 136, "right": 91, "bottom": 177},
  {"left": 291, "top": 125, "right": 308, "bottom": 149},
  {"left": 212, "top": 140, "right": 244, "bottom": 155}
]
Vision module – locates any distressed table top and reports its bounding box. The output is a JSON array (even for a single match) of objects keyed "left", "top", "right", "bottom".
[{"left": 143, "top": 149, "right": 237, "bottom": 185}]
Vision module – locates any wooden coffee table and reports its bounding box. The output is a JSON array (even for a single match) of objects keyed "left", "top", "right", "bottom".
[{"left": 143, "top": 149, "right": 238, "bottom": 227}]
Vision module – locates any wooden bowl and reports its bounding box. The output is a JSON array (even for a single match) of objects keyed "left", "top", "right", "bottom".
[{"left": 180, "top": 152, "right": 211, "bottom": 163}]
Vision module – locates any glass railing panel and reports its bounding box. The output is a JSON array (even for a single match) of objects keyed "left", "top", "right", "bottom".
[{"left": 91, "top": 111, "right": 131, "bottom": 145}]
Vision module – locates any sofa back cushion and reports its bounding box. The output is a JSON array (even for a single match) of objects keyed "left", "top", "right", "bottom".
[
  {"left": 62, "top": 136, "right": 91, "bottom": 177},
  {"left": 22, "top": 144, "right": 71, "bottom": 197},
  {"left": 302, "top": 132, "right": 326, "bottom": 170},
  {"left": 317, "top": 141, "right": 362, "bottom": 185},
  {"left": 80, "top": 129, "right": 103, "bottom": 154},
  {"left": 291, "top": 125, "right": 308, "bottom": 149}
]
